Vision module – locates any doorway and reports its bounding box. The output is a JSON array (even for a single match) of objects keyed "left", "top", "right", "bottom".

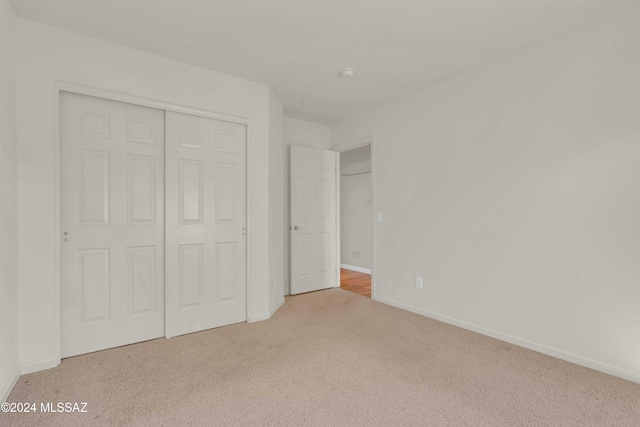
[{"left": 338, "top": 144, "right": 373, "bottom": 298}]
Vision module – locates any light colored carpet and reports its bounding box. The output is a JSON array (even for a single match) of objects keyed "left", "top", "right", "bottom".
[{"left": 4, "top": 288, "right": 640, "bottom": 426}]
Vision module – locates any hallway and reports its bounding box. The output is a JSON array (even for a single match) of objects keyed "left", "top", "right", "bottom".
[{"left": 340, "top": 268, "right": 371, "bottom": 298}]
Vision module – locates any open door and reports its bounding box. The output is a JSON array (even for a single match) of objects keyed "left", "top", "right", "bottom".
[{"left": 290, "top": 145, "right": 337, "bottom": 295}]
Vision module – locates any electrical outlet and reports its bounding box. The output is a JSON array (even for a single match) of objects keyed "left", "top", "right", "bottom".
[
  {"left": 415, "top": 277, "right": 423, "bottom": 290},
  {"left": 352, "top": 251, "right": 360, "bottom": 259}
]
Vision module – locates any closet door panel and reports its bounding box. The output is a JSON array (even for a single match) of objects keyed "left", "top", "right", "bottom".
[
  {"left": 165, "top": 111, "right": 247, "bottom": 337},
  {"left": 60, "top": 92, "right": 165, "bottom": 358}
]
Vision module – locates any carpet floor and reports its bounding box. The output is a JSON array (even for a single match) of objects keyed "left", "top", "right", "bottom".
[{"left": 4, "top": 288, "right": 640, "bottom": 426}]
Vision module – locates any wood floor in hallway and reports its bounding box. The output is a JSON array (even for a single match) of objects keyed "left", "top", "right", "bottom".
[{"left": 340, "top": 268, "right": 371, "bottom": 298}]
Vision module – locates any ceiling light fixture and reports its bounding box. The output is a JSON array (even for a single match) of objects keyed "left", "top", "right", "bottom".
[{"left": 340, "top": 67, "right": 356, "bottom": 78}]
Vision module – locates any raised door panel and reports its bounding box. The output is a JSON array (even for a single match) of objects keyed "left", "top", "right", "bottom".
[
  {"left": 298, "top": 178, "right": 312, "bottom": 220},
  {"left": 318, "top": 179, "right": 330, "bottom": 219},
  {"left": 127, "top": 117, "right": 157, "bottom": 145},
  {"left": 298, "top": 234, "right": 311, "bottom": 277},
  {"left": 216, "top": 164, "right": 236, "bottom": 223},
  {"left": 128, "top": 245, "right": 156, "bottom": 315},
  {"left": 127, "top": 155, "right": 156, "bottom": 224},
  {"left": 179, "top": 160, "right": 204, "bottom": 224},
  {"left": 179, "top": 124, "right": 203, "bottom": 150},
  {"left": 77, "top": 151, "right": 110, "bottom": 225},
  {"left": 318, "top": 233, "right": 330, "bottom": 274},
  {"left": 216, "top": 242, "right": 237, "bottom": 302},
  {"left": 216, "top": 130, "right": 236, "bottom": 154},
  {"left": 79, "top": 110, "right": 111, "bottom": 139},
  {"left": 79, "top": 248, "right": 110, "bottom": 322},
  {"left": 179, "top": 244, "right": 204, "bottom": 309}
]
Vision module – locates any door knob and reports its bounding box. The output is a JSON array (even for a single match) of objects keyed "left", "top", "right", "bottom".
[{"left": 292, "top": 225, "right": 303, "bottom": 231}]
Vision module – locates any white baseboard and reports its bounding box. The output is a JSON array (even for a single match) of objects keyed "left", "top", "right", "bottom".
[
  {"left": 1, "top": 366, "right": 21, "bottom": 403},
  {"left": 20, "top": 358, "right": 60, "bottom": 375},
  {"left": 373, "top": 295, "right": 640, "bottom": 385},
  {"left": 247, "top": 297, "right": 285, "bottom": 323},
  {"left": 340, "top": 264, "right": 372, "bottom": 275},
  {"left": 270, "top": 297, "right": 286, "bottom": 318}
]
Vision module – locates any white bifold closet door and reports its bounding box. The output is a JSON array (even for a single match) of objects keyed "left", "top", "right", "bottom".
[
  {"left": 165, "top": 111, "right": 247, "bottom": 338},
  {"left": 60, "top": 92, "right": 166, "bottom": 358}
]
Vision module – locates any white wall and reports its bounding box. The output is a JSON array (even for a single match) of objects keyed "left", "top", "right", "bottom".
[
  {"left": 282, "top": 117, "right": 331, "bottom": 294},
  {"left": 0, "top": 0, "right": 19, "bottom": 401},
  {"left": 268, "top": 90, "right": 285, "bottom": 313},
  {"left": 340, "top": 145, "right": 372, "bottom": 270},
  {"left": 16, "top": 19, "right": 275, "bottom": 372},
  {"left": 332, "top": 4, "right": 640, "bottom": 383}
]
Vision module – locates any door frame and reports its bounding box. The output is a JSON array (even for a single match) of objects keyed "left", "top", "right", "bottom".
[
  {"left": 333, "top": 135, "right": 376, "bottom": 298},
  {"left": 52, "top": 81, "right": 252, "bottom": 362}
]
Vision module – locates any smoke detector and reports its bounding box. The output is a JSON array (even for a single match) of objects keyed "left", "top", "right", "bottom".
[{"left": 340, "top": 67, "right": 356, "bottom": 78}]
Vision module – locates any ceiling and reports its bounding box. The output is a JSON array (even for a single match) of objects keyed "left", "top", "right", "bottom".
[{"left": 11, "top": 0, "right": 635, "bottom": 124}]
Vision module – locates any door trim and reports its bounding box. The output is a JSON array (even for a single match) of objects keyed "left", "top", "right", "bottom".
[
  {"left": 52, "top": 81, "right": 252, "bottom": 363},
  {"left": 333, "top": 135, "right": 376, "bottom": 298}
]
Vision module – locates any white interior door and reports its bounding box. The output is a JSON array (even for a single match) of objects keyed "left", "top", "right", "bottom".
[
  {"left": 165, "top": 111, "right": 247, "bottom": 338},
  {"left": 290, "top": 145, "right": 337, "bottom": 294},
  {"left": 60, "top": 92, "right": 165, "bottom": 358}
]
